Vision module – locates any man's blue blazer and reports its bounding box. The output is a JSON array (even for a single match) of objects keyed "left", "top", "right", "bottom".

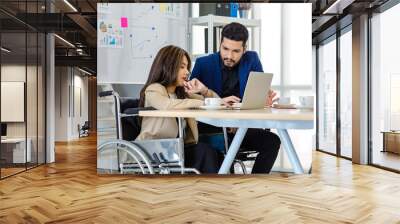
[{"left": 191, "top": 51, "right": 263, "bottom": 98}]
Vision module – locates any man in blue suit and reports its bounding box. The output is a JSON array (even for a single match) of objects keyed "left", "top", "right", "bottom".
[{"left": 187, "top": 22, "right": 281, "bottom": 174}]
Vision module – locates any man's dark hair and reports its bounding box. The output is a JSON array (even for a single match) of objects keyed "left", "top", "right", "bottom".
[{"left": 221, "top": 22, "right": 248, "bottom": 47}]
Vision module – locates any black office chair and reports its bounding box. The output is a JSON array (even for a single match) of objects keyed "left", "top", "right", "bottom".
[
  {"left": 223, "top": 128, "right": 259, "bottom": 174},
  {"left": 198, "top": 123, "right": 256, "bottom": 174},
  {"left": 78, "top": 121, "right": 90, "bottom": 138}
]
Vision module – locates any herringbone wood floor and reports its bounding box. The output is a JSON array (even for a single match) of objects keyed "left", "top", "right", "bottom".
[{"left": 1, "top": 135, "right": 400, "bottom": 223}]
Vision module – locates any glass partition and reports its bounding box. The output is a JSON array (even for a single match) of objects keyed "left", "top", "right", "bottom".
[
  {"left": 370, "top": 3, "right": 400, "bottom": 171},
  {"left": 0, "top": 1, "right": 46, "bottom": 179},
  {"left": 38, "top": 32, "right": 46, "bottom": 165},
  {"left": 317, "top": 36, "right": 337, "bottom": 155},
  {"left": 27, "top": 30, "right": 38, "bottom": 169},
  {"left": 339, "top": 29, "right": 352, "bottom": 158},
  {"left": 1, "top": 30, "right": 28, "bottom": 177}
]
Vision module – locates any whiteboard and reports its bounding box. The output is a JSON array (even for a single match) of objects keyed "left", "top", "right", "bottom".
[
  {"left": 97, "top": 3, "right": 189, "bottom": 84},
  {"left": 1, "top": 82, "right": 25, "bottom": 122}
]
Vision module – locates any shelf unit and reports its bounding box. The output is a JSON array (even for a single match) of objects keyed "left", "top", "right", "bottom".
[{"left": 188, "top": 14, "right": 261, "bottom": 59}]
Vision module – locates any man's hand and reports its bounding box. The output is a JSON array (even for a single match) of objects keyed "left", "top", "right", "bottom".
[
  {"left": 266, "top": 89, "right": 278, "bottom": 107},
  {"left": 184, "top": 78, "right": 208, "bottom": 95},
  {"left": 227, "top": 127, "right": 237, "bottom": 134},
  {"left": 222, "top": 96, "right": 241, "bottom": 106}
]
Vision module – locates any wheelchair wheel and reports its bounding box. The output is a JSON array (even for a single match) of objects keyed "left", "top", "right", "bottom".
[{"left": 97, "top": 139, "right": 155, "bottom": 174}]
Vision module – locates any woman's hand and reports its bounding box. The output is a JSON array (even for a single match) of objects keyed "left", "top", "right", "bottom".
[
  {"left": 184, "top": 78, "right": 208, "bottom": 96},
  {"left": 222, "top": 96, "right": 241, "bottom": 106},
  {"left": 266, "top": 89, "right": 278, "bottom": 107}
]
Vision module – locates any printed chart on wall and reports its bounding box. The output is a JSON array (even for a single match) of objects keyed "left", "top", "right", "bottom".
[{"left": 97, "top": 3, "right": 188, "bottom": 84}]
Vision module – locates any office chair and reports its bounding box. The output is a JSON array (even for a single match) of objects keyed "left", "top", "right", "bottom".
[
  {"left": 222, "top": 128, "right": 259, "bottom": 174},
  {"left": 78, "top": 121, "right": 90, "bottom": 138},
  {"left": 198, "top": 124, "right": 256, "bottom": 174}
]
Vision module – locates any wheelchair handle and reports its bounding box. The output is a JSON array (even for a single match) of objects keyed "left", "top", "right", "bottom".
[{"left": 99, "top": 90, "right": 114, "bottom": 97}]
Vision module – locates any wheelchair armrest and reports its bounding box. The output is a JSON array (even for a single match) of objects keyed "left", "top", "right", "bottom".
[
  {"left": 140, "top": 107, "right": 156, "bottom": 111},
  {"left": 123, "top": 107, "right": 155, "bottom": 115}
]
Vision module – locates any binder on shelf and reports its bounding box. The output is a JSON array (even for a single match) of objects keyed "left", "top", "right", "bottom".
[
  {"left": 230, "top": 3, "right": 238, "bottom": 17},
  {"left": 199, "top": 3, "right": 231, "bottom": 17},
  {"left": 205, "top": 26, "right": 222, "bottom": 53}
]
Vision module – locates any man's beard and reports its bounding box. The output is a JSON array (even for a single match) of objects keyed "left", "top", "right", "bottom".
[{"left": 223, "top": 58, "right": 236, "bottom": 67}]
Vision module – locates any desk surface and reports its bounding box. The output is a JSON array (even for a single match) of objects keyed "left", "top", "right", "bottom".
[
  {"left": 381, "top": 131, "right": 400, "bottom": 134},
  {"left": 139, "top": 108, "right": 314, "bottom": 121},
  {"left": 1, "top": 138, "right": 29, "bottom": 143}
]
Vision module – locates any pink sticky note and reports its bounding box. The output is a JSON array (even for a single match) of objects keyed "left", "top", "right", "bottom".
[{"left": 121, "top": 17, "right": 128, "bottom": 28}]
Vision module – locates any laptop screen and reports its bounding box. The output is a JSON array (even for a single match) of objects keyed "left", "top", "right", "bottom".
[{"left": 239, "top": 72, "right": 273, "bottom": 109}]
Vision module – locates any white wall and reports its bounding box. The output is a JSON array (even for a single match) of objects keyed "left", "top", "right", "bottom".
[
  {"left": 1, "top": 65, "right": 32, "bottom": 137},
  {"left": 71, "top": 73, "right": 89, "bottom": 138},
  {"left": 55, "top": 67, "right": 89, "bottom": 141},
  {"left": 1, "top": 65, "right": 26, "bottom": 142},
  {"left": 1, "top": 64, "right": 46, "bottom": 164},
  {"left": 55, "top": 67, "right": 68, "bottom": 141}
]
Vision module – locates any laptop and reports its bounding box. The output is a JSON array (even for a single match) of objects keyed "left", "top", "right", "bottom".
[{"left": 231, "top": 72, "right": 273, "bottom": 110}]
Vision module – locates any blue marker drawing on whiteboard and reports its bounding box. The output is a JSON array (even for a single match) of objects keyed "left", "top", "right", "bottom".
[{"left": 129, "top": 25, "right": 159, "bottom": 59}]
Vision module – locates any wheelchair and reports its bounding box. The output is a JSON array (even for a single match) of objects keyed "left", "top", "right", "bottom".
[{"left": 97, "top": 90, "right": 200, "bottom": 175}]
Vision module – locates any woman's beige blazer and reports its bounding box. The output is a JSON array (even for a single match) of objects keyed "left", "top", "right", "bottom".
[{"left": 136, "top": 83, "right": 218, "bottom": 144}]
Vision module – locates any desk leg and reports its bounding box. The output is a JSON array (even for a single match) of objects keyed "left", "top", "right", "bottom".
[
  {"left": 178, "top": 117, "right": 185, "bottom": 174},
  {"left": 277, "top": 129, "right": 304, "bottom": 174},
  {"left": 218, "top": 128, "right": 248, "bottom": 174}
]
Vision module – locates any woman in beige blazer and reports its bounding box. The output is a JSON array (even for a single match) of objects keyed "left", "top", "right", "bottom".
[{"left": 136, "top": 45, "right": 221, "bottom": 173}]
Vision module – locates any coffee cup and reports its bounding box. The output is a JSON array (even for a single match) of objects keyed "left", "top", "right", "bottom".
[
  {"left": 299, "top": 96, "right": 314, "bottom": 108},
  {"left": 278, "top": 97, "right": 290, "bottom": 105},
  {"left": 204, "top": 98, "right": 222, "bottom": 106}
]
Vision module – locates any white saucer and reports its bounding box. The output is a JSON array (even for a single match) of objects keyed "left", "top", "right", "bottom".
[
  {"left": 199, "top": 105, "right": 226, "bottom": 110},
  {"left": 272, "top": 104, "right": 296, "bottom": 109},
  {"left": 232, "top": 102, "right": 242, "bottom": 107},
  {"left": 295, "top": 105, "right": 314, "bottom": 110}
]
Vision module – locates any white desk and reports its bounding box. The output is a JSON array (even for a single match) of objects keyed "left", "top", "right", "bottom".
[
  {"left": 140, "top": 108, "right": 314, "bottom": 174},
  {"left": 1, "top": 138, "right": 31, "bottom": 163}
]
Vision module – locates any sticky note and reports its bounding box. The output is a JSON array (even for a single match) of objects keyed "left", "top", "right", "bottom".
[{"left": 121, "top": 17, "right": 128, "bottom": 28}]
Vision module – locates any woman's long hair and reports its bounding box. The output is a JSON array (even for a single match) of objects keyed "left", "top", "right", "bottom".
[{"left": 139, "top": 45, "right": 191, "bottom": 107}]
